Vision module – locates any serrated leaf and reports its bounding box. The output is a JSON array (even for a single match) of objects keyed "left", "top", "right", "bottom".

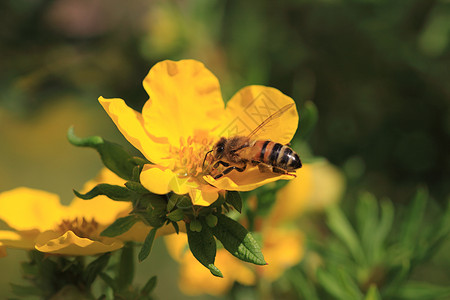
[
  {"left": 186, "top": 221, "right": 222, "bottom": 277},
  {"left": 67, "top": 127, "right": 136, "bottom": 180},
  {"left": 101, "top": 215, "right": 138, "bottom": 237},
  {"left": 141, "top": 276, "right": 157, "bottom": 296},
  {"left": 167, "top": 209, "right": 184, "bottom": 222},
  {"left": 83, "top": 253, "right": 111, "bottom": 289},
  {"left": 225, "top": 191, "right": 242, "bottom": 213},
  {"left": 138, "top": 228, "right": 157, "bottom": 262},
  {"left": 211, "top": 214, "right": 266, "bottom": 265},
  {"left": 74, "top": 184, "right": 134, "bottom": 201}
]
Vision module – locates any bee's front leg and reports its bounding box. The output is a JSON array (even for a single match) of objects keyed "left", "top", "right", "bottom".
[{"left": 213, "top": 163, "right": 247, "bottom": 179}]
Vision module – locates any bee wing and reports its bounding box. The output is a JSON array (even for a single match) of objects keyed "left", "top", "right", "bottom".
[{"left": 247, "top": 104, "right": 294, "bottom": 140}]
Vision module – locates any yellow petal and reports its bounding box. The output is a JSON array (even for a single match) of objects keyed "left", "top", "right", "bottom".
[
  {"left": 219, "top": 85, "right": 298, "bottom": 144},
  {"left": 178, "top": 248, "right": 255, "bottom": 296},
  {"left": 142, "top": 60, "right": 225, "bottom": 147},
  {"left": 35, "top": 230, "right": 123, "bottom": 256},
  {"left": 0, "top": 243, "right": 6, "bottom": 257},
  {"left": 257, "top": 228, "right": 304, "bottom": 281},
  {"left": 69, "top": 168, "right": 131, "bottom": 224},
  {"left": 98, "top": 97, "right": 171, "bottom": 165},
  {"left": 188, "top": 187, "right": 219, "bottom": 206},
  {"left": 140, "top": 165, "right": 190, "bottom": 195},
  {"left": 204, "top": 166, "right": 294, "bottom": 191},
  {"left": 0, "top": 188, "right": 66, "bottom": 231},
  {"left": 0, "top": 230, "right": 37, "bottom": 250}
]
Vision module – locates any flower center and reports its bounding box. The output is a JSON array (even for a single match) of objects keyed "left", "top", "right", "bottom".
[
  {"left": 169, "top": 134, "right": 215, "bottom": 181},
  {"left": 57, "top": 217, "right": 99, "bottom": 239}
]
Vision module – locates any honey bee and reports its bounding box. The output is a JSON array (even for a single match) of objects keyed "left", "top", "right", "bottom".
[{"left": 204, "top": 104, "right": 302, "bottom": 179}]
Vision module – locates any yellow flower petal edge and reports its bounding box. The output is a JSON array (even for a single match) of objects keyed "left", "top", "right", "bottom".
[
  {"left": 0, "top": 188, "right": 67, "bottom": 232},
  {"left": 142, "top": 59, "right": 225, "bottom": 147},
  {"left": 219, "top": 85, "right": 298, "bottom": 144},
  {"left": 35, "top": 230, "right": 123, "bottom": 256},
  {"left": 99, "top": 97, "right": 171, "bottom": 165},
  {"left": 0, "top": 230, "right": 36, "bottom": 250},
  {"left": 204, "top": 166, "right": 293, "bottom": 192}
]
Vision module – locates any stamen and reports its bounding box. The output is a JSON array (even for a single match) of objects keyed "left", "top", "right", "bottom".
[{"left": 57, "top": 217, "right": 99, "bottom": 238}]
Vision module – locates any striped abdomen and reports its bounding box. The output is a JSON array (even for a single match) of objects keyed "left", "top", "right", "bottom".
[{"left": 252, "top": 140, "right": 302, "bottom": 171}]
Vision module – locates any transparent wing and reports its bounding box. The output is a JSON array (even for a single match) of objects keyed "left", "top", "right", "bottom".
[{"left": 247, "top": 104, "right": 294, "bottom": 140}]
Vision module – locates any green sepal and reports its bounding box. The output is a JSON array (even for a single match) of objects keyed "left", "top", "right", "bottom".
[
  {"left": 211, "top": 214, "right": 266, "bottom": 265},
  {"left": 140, "top": 276, "right": 157, "bottom": 296},
  {"left": 225, "top": 191, "right": 242, "bottom": 213},
  {"left": 82, "top": 253, "right": 111, "bottom": 289},
  {"left": 74, "top": 184, "right": 134, "bottom": 202},
  {"left": 186, "top": 221, "right": 222, "bottom": 277},
  {"left": 167, "top": 194, "right": 183, "bottom": 212},
  {"left": 67, "top": 127, "right": 136, "bottom": 180},
  {"left": 138, "top": 228, "right": 158, "bottom": 262},
  {"left": 177, "top": 195, "right": 193, "bottom": 209},
  {"left": 101, "top": 215, "right": 138, "bottom": 237},
  {"left": 167, "top": 209, "right": 184, "bottom": 222}
]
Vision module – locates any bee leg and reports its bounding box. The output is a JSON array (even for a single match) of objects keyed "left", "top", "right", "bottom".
[
  {"left": 213, "top": 160, "right": 230, "bottom": 169},
  {"left": 257, "top": 163, "right": 272, "bottom": 173},
  {"left": 213, "top": 164, "right": 247, "bottom": 179},
  {"left": 272, "top": 166, "right": 297, "bottom": 178}
]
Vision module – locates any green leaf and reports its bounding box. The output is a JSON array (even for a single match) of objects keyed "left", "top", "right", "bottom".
[
  {"left": 10, "top": 283, "right": 41, "bottom": 297},
  {"left": 372, "top": 200, "right": 394, "bottom": 262},
  {"left": 225, "top": 191, "right": 242, "bottom": 213},
  {"left": 364, "top": 285, "right": 381, "bottom": 300},
  {"left": 138, "top": 228, "right": 157, "bottom": 262},
  {"left": 101, "top": 215, "right": 138, "bottom": 237},
  {"left": 186, "top": 221, "right": 222, "bottom": 277},
  {"left": 83, "top": 253, "right": 111, "bottom": 289},
  {"left": 395, "top": 281, "right": 450, "bottom": 299},
  {"left": 316, "top": 268, "right": 349, "bottom": 300},
  {"left": 117, "top": 243, "right": 135, "bottom": 290},
  {"left": 399, "top": 187, "right": 428, "bottom": 249},
  {"left": 326, "top": 205, "right": 366, "bottom": 266},
  {"left": 356, "top": 192, "right": 378, "bottom": 262},
  {"left": 211, "top": 214, "right": 266, "bottom": 265},
  {"left": 167, "top": 209, "right": 184, "bottom": 222},
  {"left": 287, "top": 268, "right": 320, "bottom": 300},
  {"left": 171, "top": 221, "right": 180, "bottom": 234},
  {"left": 67, "top": 127, "right": 136, "bottom": 180},
  {"left": 99, "top": 272, "right": 117, "bottom": 291},
  {"left": 125, "top": 181, "right": 149, "bottom": 194},
  {"left": 74, "top": 184, "right": 134, "bottom": 201},
  {"left": 177, "top": 196, "right": 193, "bottom": 209},
  {"left": 167, "top": 194, "right": 182, "bottom": 212},
  {"left": 141, "top": 276, "right": 157, "bottom": 296}
]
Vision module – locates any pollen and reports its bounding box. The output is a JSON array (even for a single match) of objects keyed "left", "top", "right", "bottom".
[
  {"left": 169, "top": 134, "right": 215, "bottom": 180},
  {"left": 57, "top": 217, "right": 99, "bottom": 239}
]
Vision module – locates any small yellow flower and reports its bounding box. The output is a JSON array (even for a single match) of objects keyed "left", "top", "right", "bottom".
[
  {"left": 99, "top": 59, "right": 299, "bottom": 206},
  {"left": 0, "top": 169, "right": 171, "bottom": 256}
]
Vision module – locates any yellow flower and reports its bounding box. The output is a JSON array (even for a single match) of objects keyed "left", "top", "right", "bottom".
[
  {"left": 0, "top": 169, "right": 171, "bottom": 256},
  {"left": 99, "top": 59, "right": 298, "bottom": 206}
]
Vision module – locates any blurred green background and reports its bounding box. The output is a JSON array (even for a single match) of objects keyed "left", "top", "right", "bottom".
[{"left": 1, "top": 0, "right": 449, "bottom": 299}]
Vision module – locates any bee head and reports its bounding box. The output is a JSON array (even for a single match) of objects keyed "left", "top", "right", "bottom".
[{"left": 214, "top": 137, "right": 227, "bottom": 159}]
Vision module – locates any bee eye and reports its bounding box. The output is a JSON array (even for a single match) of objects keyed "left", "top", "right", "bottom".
[{"left": 218, "top": 146, "right": 224, "bottom": 152}]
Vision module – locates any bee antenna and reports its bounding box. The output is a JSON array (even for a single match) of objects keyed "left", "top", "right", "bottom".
[{"left": 202, "top": 150, "right": 213, "bottom": 169}]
